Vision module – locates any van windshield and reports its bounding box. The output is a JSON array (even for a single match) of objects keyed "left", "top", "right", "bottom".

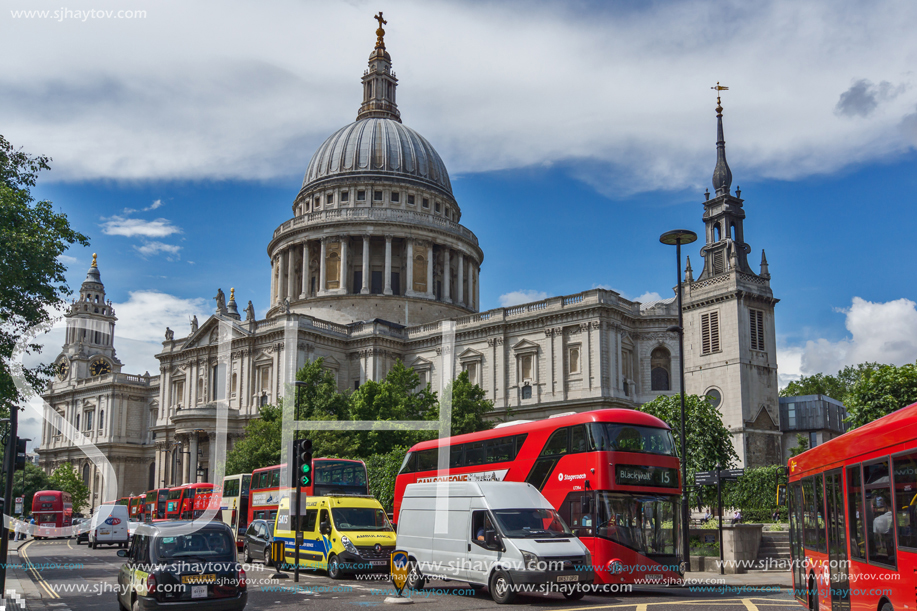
[
  {"left": 330, "top": 507, "right": 393, "bottom": 532},
  {"left": 492, "top": 508, "right": 571, "bottom": 538}
]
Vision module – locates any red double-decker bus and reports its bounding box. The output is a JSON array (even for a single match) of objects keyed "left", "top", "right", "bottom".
[
  {"left": 128, "top": 495, "right": 145, "bottom": 521},
  {"left": 143, "top": 488, "right": 171, "bottom": 522},
  {"left": 248, "top": 458, "right": 368, "bottom": 523},
  {"left": 395, "top": 409, "right": 683, "bottom": 585},
  {"left": 32, "top": 490, "right": 73, "bottom": 539},
  {"left": 165, "top": 483, "right": 214, "bottom": 520},
  {"left": 787, "top": 400, "right": 917, "bottom": 611}
]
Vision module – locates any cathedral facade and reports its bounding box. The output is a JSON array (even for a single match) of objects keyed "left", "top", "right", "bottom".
[{"left": 38, "top": 27, "right": 780, "bottom": 511}]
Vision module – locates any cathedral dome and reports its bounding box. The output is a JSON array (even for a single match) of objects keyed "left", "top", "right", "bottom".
[{"left": 301, "top": 118, "right": 452, "bottom": 197}]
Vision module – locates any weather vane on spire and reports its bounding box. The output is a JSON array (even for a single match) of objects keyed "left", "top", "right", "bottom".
[
  {"left": 374, "top": 11, "right": 387, "bottom": 49},
  {"left": 711, "top": 82, "right": 728, "bottom": 115}
]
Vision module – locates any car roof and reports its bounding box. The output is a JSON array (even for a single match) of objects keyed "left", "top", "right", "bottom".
[{"left": 134, "top": 520, "right": 231, "bottom": 535}]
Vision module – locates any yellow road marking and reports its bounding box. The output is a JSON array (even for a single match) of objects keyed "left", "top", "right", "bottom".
[
  {"left": 636, "top": 605, "right": 648, "bottom": 611},
  {"left": 558, "top": 598, "right": 794, "bottom": 611},
  {"left": 19, "top": 540, "right": 61, "bottom": 599},
  {"left": 742, "top": 600, "right": 760, "bottom": 611}
]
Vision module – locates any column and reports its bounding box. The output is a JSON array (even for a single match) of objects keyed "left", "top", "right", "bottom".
[
  {"left": 383, "top": 235, "right": 394, "bottom": 295},
  {"left": 457, "top": 252, "right": 465, "bottom": 306},
  {"left": 443, "top": 248, "right": 451, "bottom": 302},
  {"left": 182, "top": 437, "right": 191, "bottom": 484},
  {"left": 277, "top": 249, "right": 287, "bottom": 303},
  {"left": 474, "top": 264, "right": 480, "bottom": 310},
  {"left": 406, "top": 239, "right": 414, "bottom": 296},
  {"left": 189, "top": 434, "right": 199, "bottom": 483},
  {"left": 300, "top": 240, "right": 309, "bottom": 298},
  {"left": 468, "top": 263, "right": 475, "bottom": 309},
  {"left": 270, "top": 258, "right": 276, "bottom": 304},
  {"left": 287, "top": 247, "right": 297, "bottom": 302},
  {"left": 361, "top": 236, "right": 370, "bottom": 294},
  {"left": 319, "top": 238, "right": 328, "bottom": 295},
  {"left": 426, "top": 242, "right": 434, "bottom": 298},
  {"left": 340, "top": 236, "right": 349, "bottom": 294}
]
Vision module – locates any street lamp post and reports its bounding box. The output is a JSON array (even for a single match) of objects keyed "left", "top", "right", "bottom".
[{"left": 659, "top": 228, "right": 698, "bottom": 574}]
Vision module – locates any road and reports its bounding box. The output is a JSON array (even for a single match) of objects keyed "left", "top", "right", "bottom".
[{"left": 14, "top": 539, "right": 801, "bottom": 611}]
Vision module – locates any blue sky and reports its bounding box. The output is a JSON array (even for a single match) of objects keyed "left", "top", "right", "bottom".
[{"left": 7, "top": 0, "right": 917, "bottom": 398}]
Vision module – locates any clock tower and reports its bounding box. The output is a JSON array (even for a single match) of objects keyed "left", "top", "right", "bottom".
[{"left": 54, "top": 254, "right": 122, "bottom": 383}]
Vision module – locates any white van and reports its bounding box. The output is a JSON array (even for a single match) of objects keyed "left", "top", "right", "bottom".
[
  {"left": 88, "top": 503, "right": 129, "bottom": 549},
  {"left": 397, "top": 482, "right": 594, "bottom": 603}
]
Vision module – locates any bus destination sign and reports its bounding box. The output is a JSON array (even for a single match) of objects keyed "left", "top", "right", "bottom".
[{"left": 615, "top": 464, "right": 679, "bottom": 488}]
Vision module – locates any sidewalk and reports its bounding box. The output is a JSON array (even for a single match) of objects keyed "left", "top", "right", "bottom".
[{"left": 4, "top": 538, "right": 46, "bottom": 610}]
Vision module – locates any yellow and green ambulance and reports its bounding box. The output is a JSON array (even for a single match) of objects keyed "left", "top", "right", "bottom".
[{"left": 273, "top": 495, "right": 396, "bottom": 579}]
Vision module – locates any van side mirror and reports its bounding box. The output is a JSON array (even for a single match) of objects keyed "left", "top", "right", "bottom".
[
  {"left": 320, "top": 521, "right": 332, "bottom": 536},
  {"left": 484, "top": 530, "right": 499, "bottom": 549},
  {"left": 117, "top": 549, "right": 128, "bottom": 558}
]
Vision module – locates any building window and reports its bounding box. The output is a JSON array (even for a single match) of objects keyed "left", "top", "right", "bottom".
[
  {"left": 391, "top": 191, "right": 400, "bottom": 203},
  {"left": 82, "top": 463, "right": 90, "bottom": 485},
  {"left": 809, "top": 431, "right": 818, "bottom": 449},
  {"left": 99, "top": 410, "right": 104, "bottom": 429},
  {"left": 357, "top": 190, "right": 366, "bottom": 201},
  {"left": 713, "top": 250, "right": 725, "bottom": 275},
  {"left": 435, "top": 201, "right": 441, "bottom": 213},
  {"left": 341, "top": 191, "right": 349, "bottom": 203},
  {"left": 231, "top": 372, "right": 238, "bottom": 397},
  {"left": 314, "top": 197, "right": 321, "bottom": 209},
  {"left": 521, "top": 354, "right": 533, "bottom": 381},
  {"left": 407, "top": 194, "right": 415, "bottom": 205},
  {"left": 326, "top": 192, "right": 334, "bottom": 205},
  {"left": 85, "top": 412, "right": 93, "bottom": 430},
  {"left": 521, "top": 384, "right": 532, "bottom": 400},
  {"left": 701, "top": 311, "right": 720, "bottom": 354},
  {"left": 374, "top": 190, "right": 383, "bottom": 201},
  {"left": 422, "top": 197, "right": 429, "bottom": 209},
  {"left": 75, "top": 414, "right": 80, "bottom": 430},
  {"left": 260, "top": 367, "right": 271, "bottom": 395},
  {"left": 750, "top": 309, "right": 765, "bottom": 351},
  {"left": 650, "top": 347, "right": 671, "bottom": 391},
  {"left": 705, "top": 388, "right": 722, "bottom": 408},
  {"left": 568, "top": 346, "right": 580, "bottom": 375},
  {"left": 464, "top": 362, "right": 478, "bottom": 385},
  {"left": 787, "top": 403, "right": 796, "bottom": 428}
]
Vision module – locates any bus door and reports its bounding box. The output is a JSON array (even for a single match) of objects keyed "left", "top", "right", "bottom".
[
  {"left": 789, "top": 482, "right": 805, "bottom": 603},
  {"left": 560, "top": 492, "right": 596, "bottom": 554},
  {"left": 825, "top": 470, "right": 850, "bottom": 611}
]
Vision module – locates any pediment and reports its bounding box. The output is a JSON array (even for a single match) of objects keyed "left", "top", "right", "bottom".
[
  {"left": 746, "top": 405, "right": 779, "bottom": 431},
  {"left": 512, "top": 339, "right": 539, "bottom": 352},
  {"left": 406, "top": 355, "right": 433, "bottom": 370},
  {"left": 458, "top": 348, "right": 484, "bottom": 361},
  {"left": 321, "top": 355, "right": 341, "bottom": 368},
  {"left": 252, "top": 349, "right": 273, "bottom": 363},
  {"left": 183, "top": 316, "right": 248, "bottom": 348}
]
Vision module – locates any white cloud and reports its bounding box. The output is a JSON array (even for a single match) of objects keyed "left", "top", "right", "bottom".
[
  {"left": 147, "top": 199, "right": 163, "bottom": 211},
  {"left": 499, "top": 290, "right": 550, "bottom": 307},
  {"left": 134, "top": 241, "right": 182, "bottom": 260},
  {"left": 112, "top": 290, "right": 208, "bottom": 343},
  {"left": 57, "top": 254, "right": 78, "bottom": 264},
  {"left": 2, "top": 1, "right": 916, "bottom": 193},
  {"left": 635, "top": 291, "right": 663, "bottom": 304},
  {"left": 101, "top": 216, "right": 181, "bottom": 238},
  {"left": 778, "top": 297, "right": 917, "bottom": 387}
]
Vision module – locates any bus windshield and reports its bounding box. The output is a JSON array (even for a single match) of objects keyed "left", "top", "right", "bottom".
[
  {"left": 590, "top": 423, "right": 676, "bottom": 456},
  {"left": 595, "top": 493, "right": 679, "bottom": 558},
  {"left": 167, "top": 489, "right": 183, "bottom": 500},
  {"left": 316, "top": 461, "right": 367, "bottom": 487},
  {"left": 330, "top": 507, "right": 393, "bottom": 532},
  {"left": 492, "top": 508, "right": 571, "bottom": 538}
]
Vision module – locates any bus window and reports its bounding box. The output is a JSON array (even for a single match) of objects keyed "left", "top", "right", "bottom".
[
  {"left": 802, "top": 478, "right": 816, "bottom": 549},
  {"left": 570, "top": 425, "right": 588, "bottom": 453},
  {"left": 416, "top": 449, "right": 437, "bottom": 471},
  {"left": 814, "top": 474, "right": 826, "bottom": 553},
  {"left": 864, "top": 459, "right": 895, "bottom": 567},
  {"left": 270, "top": 469, "right": 281, "bottom": 488},
  {"left": 242, "top": 475, "right": 251, "bottom": 495},
  {"left": 541, "top": 428, "right": 569, "bottom": 456},
  {"left": 847, "top": 465, "right": 867, "bottom": 560},
  {"left": 893, "top": 451, "right": 917, "bottom": 550},
  {"left": 465, "top": 442, "right": 486, "bottom": 466},
  {"left": 486, "top": 438, "right": 514, "bottom": 463},
  {"left": 449, "top": 445, "right": 464, "bottom": 468},
  {"left": 398, "top": 453, "right": 415, "bottom": 475}
]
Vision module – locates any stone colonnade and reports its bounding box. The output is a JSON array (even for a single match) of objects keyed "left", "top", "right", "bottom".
[{"left": 270, "top": 235, "right": 480, "bottom": 310}]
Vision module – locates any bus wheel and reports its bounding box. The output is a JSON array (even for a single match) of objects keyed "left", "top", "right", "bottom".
[
  {"left": 489, "top": 570, "right": 516, "bottom": 604},
  {"left": 327, "top": 555, "right": 343, "bottom": 580},
  {"left": 807, "top": 574, "right": 817, "bottom": 611},
  {"left": 406, "top": 560, "right": 424, "bottom": 590},
  {"left": 880, "top": 604, "right": 893, "bottom": 611}
]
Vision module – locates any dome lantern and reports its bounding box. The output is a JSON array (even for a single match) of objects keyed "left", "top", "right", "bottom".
[{"left": 356, "top": 12, "right": 401, "bottom": 123}]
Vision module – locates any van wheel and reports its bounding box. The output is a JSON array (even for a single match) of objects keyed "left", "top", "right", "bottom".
[
  {"left": 327, "top": 555, "right": 343, "bottom": 580},
  {"left": 489, "top": 570, "right": 516, "bottom": 604},
  {"left": 562, "top": 587, "right": 585, "bottom": 601},
  {"left": 117, "top": 593, "right": 129, "bottom": 611},
  {"left": 406, "top": 561, "right": 424, "bottom": 590}
]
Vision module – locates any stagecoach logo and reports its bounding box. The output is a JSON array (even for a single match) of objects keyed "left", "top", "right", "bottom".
[
  {"left": 416, "top": 469, "right": 508, "bottom": 484},
  {"left": 557, "top": 472, "right": 587, "bottom": 482}
]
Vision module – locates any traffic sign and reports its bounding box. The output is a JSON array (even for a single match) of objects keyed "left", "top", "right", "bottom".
[
  {"left": 721, "top": 468, "right": 745, "bottom": 481},
  {"left": 695, "top": 472, "right": 718, "bottom": 485}
]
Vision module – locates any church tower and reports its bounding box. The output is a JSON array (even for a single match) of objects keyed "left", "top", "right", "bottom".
[
  {"left": 54, "top": 254, "right": 123, "bottom": 383},
  {"left": 682, "top": 92, "right": 781, "bottom": 468}
]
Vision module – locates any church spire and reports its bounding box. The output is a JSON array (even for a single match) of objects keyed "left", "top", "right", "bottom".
[
  {"left": 711, "top": 83, "right": 732, "bottom": 197},
  {"left": 356, "top": 12, "right": 402, "bottom": 122}
]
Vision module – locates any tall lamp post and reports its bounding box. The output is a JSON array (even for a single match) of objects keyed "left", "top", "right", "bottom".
[{"left": 659, "top": 228, "right": 698, "bottom": 573}]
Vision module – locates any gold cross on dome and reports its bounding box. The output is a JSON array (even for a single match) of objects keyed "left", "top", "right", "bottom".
[{"left": 374, "top": 11, "right": 387, "bottom": 28}]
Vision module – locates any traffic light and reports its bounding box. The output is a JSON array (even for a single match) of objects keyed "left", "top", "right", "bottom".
[
  {"left": 14, "top": 438, "right": 27, "bottom": 469},
  {"left": 299, "top": 439, "right": 313, "bottom": 488}
]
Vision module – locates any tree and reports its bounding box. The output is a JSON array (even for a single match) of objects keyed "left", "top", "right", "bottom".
[
  {"left": 225, "top": 405, "right": 283, "bottom": 475},
  {"left": 295, "top": 359, "right": 359, "bottom": 459},
  {"left": 788, "top": 433, "right": 809, "bottom": 458},
  {"left": 447, "top": 370, "right": 494, "bottom": 436},
  {"left": 780, "top": 362, "right": 883, "bottom": 403},
  {"left": 48, "top": 462, "right": 90, "bottom": 513},
  {"left": 0, "top": 463, "right": 51, "bottom": 516},
  {"left": 0, "top": 135, "right": 89, "bottom": 418},
  {"left": 845, "top": 362, "right": 917, "bottom": 429},
  {"left": 637, "top": 394, "right": 738, "bottom": 508}
]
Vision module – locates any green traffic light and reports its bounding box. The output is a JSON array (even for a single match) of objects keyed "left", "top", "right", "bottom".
[{"left": 301, "top": 463, "right": 311, "bottom": 473}]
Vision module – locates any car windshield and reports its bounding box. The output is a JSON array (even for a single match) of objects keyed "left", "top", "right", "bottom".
[
  {"left": 330, "top": 507, "right": 393, "bottom": 532},
  {"left": 153, "top": 531, "right": 235, "bottom": 561},
  {"left": 492, "top": 508, "right": 571, "bottom": 538},
  {"left": 595, "top": 493, "right": 680, "bottom": 558}
]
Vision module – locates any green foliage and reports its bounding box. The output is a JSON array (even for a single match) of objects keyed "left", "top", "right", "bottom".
[
  {"left": 48, "top": 462, "right": 90, "bottom": 513},
  {"left": 296, "top": 359, "right": 359, "bottom": 458},
  {"left": 780, "top": 363, "right": 882, "bottom": 404},
  {"left": 722, "top": 464, "right": 784, "bottom": 515},
  {"left": 0, "top": 462, "right": 51, "bottom": 516},
  {"left": 363, "top": 446, "right": 408, "bottom": 513},
  {"left": 446, "top": 370, "right": 494, "bottom": 436},
  {"left": 225, "top": 405, "right": 283, "bottom": 475},
  {"left": 0, "top": 135, "right": 89, "bottom": 418},
  {"left": 845, "top": 362, "right": 917, "bottom": 429},
  {"left": 788, "top": 433, "right": 809, "bottom": 458},
  {"left": 637, "top": 394, "right": 738, "bottom": 508}
]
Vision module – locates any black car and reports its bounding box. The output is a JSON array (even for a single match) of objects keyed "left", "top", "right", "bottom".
[
  {"left": 241, "top": 519, "right": 274, "bottom": 566},
  {"left": 117, "top": 521, "right": 246, "bottom": 611},
  {"left": 72, "top": 517, "right": 90, "bottom": 544}
]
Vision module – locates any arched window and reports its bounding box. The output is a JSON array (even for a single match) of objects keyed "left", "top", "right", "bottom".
[
  {"left": 231, "top": 372, "right": 238, "bottom": 396},
  {"left": 730, "top": 222, "right": 736, "bottom": 240},
  {"left": 172, "top": 449, "right": 182, "bottom": 485},
  {"left": 197, "top": 378, "right": 204, "bottom": 403},
  {"left": 650, "top": 347, "right": 671, "bottom": 391},
  {"left": 82, "top": 463, "right": 90, "bottom": 486},
  {"left": 714, "top": 224, "right": 722, "bottom": 241},
  {"left": 148, "top": 462, "right": 156, "bottom": 490}
]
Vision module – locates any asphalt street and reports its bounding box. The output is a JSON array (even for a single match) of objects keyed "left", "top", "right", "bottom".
[{"left": 13, "top": 539, "right": 802, "bottom": 611}]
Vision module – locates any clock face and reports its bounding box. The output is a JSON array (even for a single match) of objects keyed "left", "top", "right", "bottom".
[
  {"left": 89, "top": 358, "right": 111, "bottom": 377},
  {"left": 57, "top": 359, "right": 70, "bottom": 381}
]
